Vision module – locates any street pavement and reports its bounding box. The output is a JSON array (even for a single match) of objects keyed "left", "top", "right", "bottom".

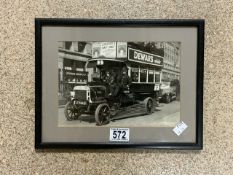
[{"left": 58, "top": 101, "right": 180, "bottom": 127}]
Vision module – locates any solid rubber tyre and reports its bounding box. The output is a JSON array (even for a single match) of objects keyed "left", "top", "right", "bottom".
[
  {"left": 95, "top": 103, "right": 110, "bottom": 126},
  {"left": 64, "top": 101, "right": 80, "bottom": 120},
  {"left": 143, "top": 97, "right": 155, "bottom": 114}
]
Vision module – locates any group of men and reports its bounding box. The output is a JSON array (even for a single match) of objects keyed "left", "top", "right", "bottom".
[{"left": 102, "top": 67, "right": 131, "bottom": 97}]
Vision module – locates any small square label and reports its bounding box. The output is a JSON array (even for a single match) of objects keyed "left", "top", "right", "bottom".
[
  {"left": 109, "top": 128, "right": 130, "bottom": 142},
  {"left": 173, "top": 121, "right": 188, "bottom": 136}
]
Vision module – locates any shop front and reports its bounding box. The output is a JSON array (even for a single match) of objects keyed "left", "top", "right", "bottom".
[{"left": 58, "top": 48, "right": 91, "bottom": 105}]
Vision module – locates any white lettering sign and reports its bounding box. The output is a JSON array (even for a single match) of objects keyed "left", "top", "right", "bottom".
[
  {"left": 134, "top": 51, "right": 154, "bottom": 63},
  {"left": 131, "top": 49, "right": 162, "bottom": 65}
]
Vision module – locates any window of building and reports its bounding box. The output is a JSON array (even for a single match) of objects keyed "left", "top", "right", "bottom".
[
  {"left": 140, "top": 69, "right": 147, "bottom": 82},
  {"left": 73, "top": 42, "right": 79, "bottom": 51},
  {"left": 78, "top": 42, "right": 87, "bottom": 52},
  {"left": 65, "top": 42, "right": 72, "bottom": 50},
  {"left": 148, "top": 70, "right": 154, "bottom": 82},
  {"left": 58, "top": 42, "right": 65, "bottom": 49}
]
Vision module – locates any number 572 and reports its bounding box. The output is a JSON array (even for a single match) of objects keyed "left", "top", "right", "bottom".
[{"left": 113, "top": 130, "right": 126, "bottom": 140}]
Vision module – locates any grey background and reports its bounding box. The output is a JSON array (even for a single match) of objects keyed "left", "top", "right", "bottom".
[{"left": 42, "top": 27, "right": 197, "bottom": 143}]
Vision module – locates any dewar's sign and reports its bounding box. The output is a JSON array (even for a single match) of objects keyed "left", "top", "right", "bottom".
[{"left": 128, "top": 48, "right": 163, "bottom": 66}]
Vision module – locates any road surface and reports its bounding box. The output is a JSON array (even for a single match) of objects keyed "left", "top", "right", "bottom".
[{"left": 58, "top": 101, "right": 180, "bottom": 127}]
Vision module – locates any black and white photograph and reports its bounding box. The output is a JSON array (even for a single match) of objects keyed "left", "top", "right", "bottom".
[
  {"left": 35, "top": 19, "right": 204, "bottom": 149},
  {"left": 58, "top": 41, "right": 181, "bottom": 127}
]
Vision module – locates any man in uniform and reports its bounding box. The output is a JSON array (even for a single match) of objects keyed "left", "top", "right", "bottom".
[
  {"left": 120, "top": 66, "right": 131, "bottom": 91},
  {"left": 105, "top": 70, "right": 116, "bottom": 96}
]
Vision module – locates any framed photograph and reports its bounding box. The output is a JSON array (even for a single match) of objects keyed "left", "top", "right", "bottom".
[{"left": 35, "top": 19, "right": 204, "bottom": 149}]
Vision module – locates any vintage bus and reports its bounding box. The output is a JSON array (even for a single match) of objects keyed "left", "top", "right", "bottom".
[{"left": 64, "top": 45, "right": 164, "bottom": 125}]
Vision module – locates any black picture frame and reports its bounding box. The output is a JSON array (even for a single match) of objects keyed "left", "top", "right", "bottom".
[{"left": 35, "top": 18, "right": 204, "bottom": 149}]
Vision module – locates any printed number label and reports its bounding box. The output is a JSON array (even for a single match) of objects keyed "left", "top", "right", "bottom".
[{"left": 109, "top": 128, "right": 129, "bottom": 142}]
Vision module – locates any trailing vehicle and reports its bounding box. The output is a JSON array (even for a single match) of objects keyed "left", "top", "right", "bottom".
[{"left": 159, "top": 81, "right": 177, "bottom": 103}]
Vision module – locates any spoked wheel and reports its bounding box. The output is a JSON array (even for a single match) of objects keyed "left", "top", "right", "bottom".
[
  {"left": 64, "top": 101, "right": 81, "bottom": 120},
  {"left": 143, "top": 97, "right": 155, "bottom": 114},
  {"left": 95, "top": 103, "right": 110, "bottom": 126}
]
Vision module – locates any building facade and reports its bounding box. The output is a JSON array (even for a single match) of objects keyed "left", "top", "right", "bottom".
[
  {"left": 58, "top": 41, "right": 180, "bottom": 105},
  {"left": 155, "top": 42, "right": 181, "bottom": 81},
  {"left": 58, "top": 41, "right": 92, "bottom": 105}
]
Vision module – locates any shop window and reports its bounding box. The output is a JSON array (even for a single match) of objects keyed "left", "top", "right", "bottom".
[
  {"left": 140, "top": 69, "right": 147, "bottom": 82},
  {"left": 73, "top": 42, "right": 79, "bottom": 51},
  {"left": 78, "top": 42, "right": 86, "bottom": 52},
  {"left": 65, "top": 42, "right": 72, "bottom": 50},
  {"left": 148, "top": 70, "right": 154, "bottom": 82},
  {"left": 131, "top": 68, "right": 139, "bottom": 82},
  {"left": 83, "top": 43, "right": 92, "bottom": 55}
]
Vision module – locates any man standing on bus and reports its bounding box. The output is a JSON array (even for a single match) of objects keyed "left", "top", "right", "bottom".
[
  {"left": 106, "top": 70, "right": 117, "bottom": 96},
  {"left": 120, "top": 66, "right": 131, "bottom": 91}
]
